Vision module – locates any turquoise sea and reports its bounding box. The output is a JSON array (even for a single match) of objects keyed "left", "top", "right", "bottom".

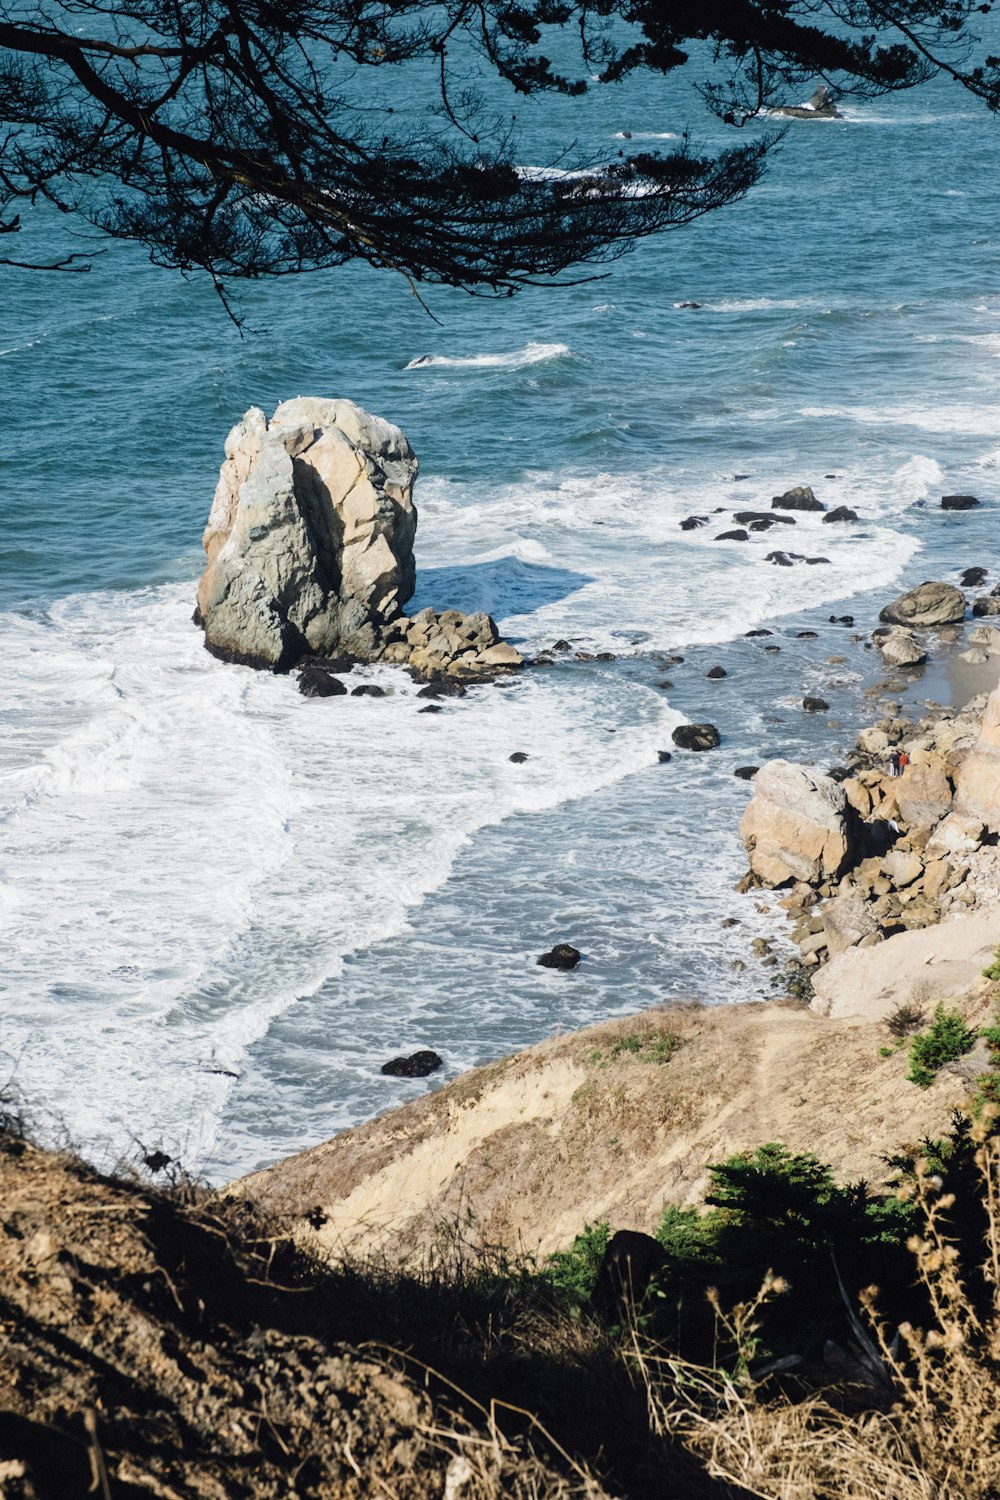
[{"left": 2, "top": 48, "right": 999, "bottom": 1177}]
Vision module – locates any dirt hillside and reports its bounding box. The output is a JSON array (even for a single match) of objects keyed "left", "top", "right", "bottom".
[
  {"left": 0, "top": 1137, "right": 599, "bottom": 1499},
  {"left": 241, "top": 977, "right": 996, "bottom": 1264}
]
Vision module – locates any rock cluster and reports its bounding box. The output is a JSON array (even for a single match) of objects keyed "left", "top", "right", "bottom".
[
  {"left": 196, "top": 399, "right": 522, "bottom": 680},
  {"left": 740, "top": 670, "right": 1000, "bottom": 972}
]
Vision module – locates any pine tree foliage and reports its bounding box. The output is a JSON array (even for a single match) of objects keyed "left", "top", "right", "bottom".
[{"left": 0, "top": 1, "right": 997, "bottom": 309}]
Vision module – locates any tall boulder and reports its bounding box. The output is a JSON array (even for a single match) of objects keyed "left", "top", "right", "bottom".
[
  {"left": 740, "top": 760, "right": 856, "bottom": 886},
  {"left": 197, "top": 398, "right": 418, "bottom": 670}
]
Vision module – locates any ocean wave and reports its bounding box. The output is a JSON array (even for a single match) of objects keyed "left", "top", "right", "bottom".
[
  {"left": 405, "top": 342, "right": 571, "bottom": 371},
  {"left": 800, "top": 402, "right": 998, "bottom": 436}
]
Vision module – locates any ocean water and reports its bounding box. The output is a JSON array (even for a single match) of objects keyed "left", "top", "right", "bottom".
[{"left": 2, "top": 49, "right": 1000, "bottom": 1178}]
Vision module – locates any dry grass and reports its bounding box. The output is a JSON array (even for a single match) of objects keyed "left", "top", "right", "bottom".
[{"left": 639, "top": 1124, "right": 1000, "bottom": 1500}]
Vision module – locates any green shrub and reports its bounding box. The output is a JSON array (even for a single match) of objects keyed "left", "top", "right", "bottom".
[
  {"left": 610, "top": 1030, "right": 682, "bottom": 1064},
  {"left": 543, "top": 1221, "right": 610, "bottom": 1300},
  {"left": 983, "top": 944, "right": 1000, "bottom": 981},
  {"left": 906, "top": 1004, "right": 978, "bottom": 1088}
]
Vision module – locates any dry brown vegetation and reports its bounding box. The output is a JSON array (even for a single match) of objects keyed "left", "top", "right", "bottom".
[
  {"left": 0, "top": 1135, "right": 607, "bottom": 1500},
  {"left": 3, "top": 1107, "right": 1000, "bottom": 1497}
]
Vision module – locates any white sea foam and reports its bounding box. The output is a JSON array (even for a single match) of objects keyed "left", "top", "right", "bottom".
[
  {"left": 405, "top": 342, "right": 571, "bottom": 371},
  {"left": 800, "top": 402, "right": 999, "bottom": 436},
  {"left": 611, "top": 131, "right": 679, "bottom": 140},
  {"left": 0, "top": 583, "right": 673, "bottom": 1167}
]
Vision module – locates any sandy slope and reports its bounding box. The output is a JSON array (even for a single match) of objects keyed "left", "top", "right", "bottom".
[{"left": 241, "top": 973, "right": 996, "bottom": 1263}]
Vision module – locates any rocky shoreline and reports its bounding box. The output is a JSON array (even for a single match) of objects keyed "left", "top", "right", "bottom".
[{"left": 737, "top": 580, "right": 1000, "bottom": 992}]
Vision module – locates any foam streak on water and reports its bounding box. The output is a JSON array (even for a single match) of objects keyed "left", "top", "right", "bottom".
[{"left": 0, "top": 585, "right": 670, "bottom": 1164}]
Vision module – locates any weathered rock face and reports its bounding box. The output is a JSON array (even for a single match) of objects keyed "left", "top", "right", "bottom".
[
  {"left": 198, "top": 399, "right": 418, "bottom": 669},
  {"left": 739, "top": 760, "right": 855, "bottom": 886},
  {"left": 953, "top": 684, "right": 1000, "bottom": 832},
  {"left": 878, "top": 581, "right": 966, "bottom": 628},
  {"left": 895, "top": 755, "right": 953, "bottom": 829}
]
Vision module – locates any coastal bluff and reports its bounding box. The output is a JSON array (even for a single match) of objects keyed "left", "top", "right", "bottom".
[
  {"left": 196, "top": 398, "right": 522, "bottom": 678},
  {"left": 235, "top": 993, "right": 986, "bottom": 1264}
]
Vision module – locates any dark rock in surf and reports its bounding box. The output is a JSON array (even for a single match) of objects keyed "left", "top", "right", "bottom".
[
  {"left": 797, "top": 630, "right": 818, "bottom": 638},
  {"left": 745, "top": 628, "right": 773, "bottom": 637},
  {"left": 351, "top": 684, "right": 385, "bottom": 697},
  {"left": 972, "top": 597, "right": 1000, "bottom": 617},
  {"left": 672, "top": 723, "right": 721, "bottom": 752},
  {"left": 766, "top": 551, "right": 806, "bottom": 567},
  {"left": 707, "top": 666, "right": 727, "bottom": 679},
  {"left": 941, "top": 494, "right": 981, "bottom": 511},
  {"left": 803, "top": 697, "right": 829, "bottom": 713},
  {"left": 806, "top": 557, "right": 832, "bottom": 565},
  {"left": 298, "top": 664, "right": 349, "bottom": 698},
  {"left": 823, "top": 506, "right": 858, "bottom": 523},
  {"left": 416, "top": 679, "right": 467, "bottom": 699},
  {"left": 772, "top": 84, "right": 842, "bottom": 120},
  {"left": 734, "top": 511, "right": 794, "bottom": 527},
  {"left": 509, "top": 752, "right": 529, "bottom": 763},
  {"left": 418, "top": 704, "right": 443, "bottom": 714},
  {"left": 552, "top": 639, "right": 572, "bottom": 652},
  {"left": 734, "top": 765, "right": 759, "bottom": 780},
  {"left": 962, "top": 568, "right": 988, "bottom": 588},
  {"left": 657, "top": 750, "right": 673, "bottom": 763},
  {"left": 772, "top": 486, "right": 825, "bottom": 513},
  {"left": 380, "top": 1050, "right": 443, "bottom": 1078},
  {"left": 537, "top": 943, "right": 582, "bottom": 971},
  {"left": 680, "top": 516, "right": 709, "bottom": 531},
  {"left": 715, "top": 529, "right": 750, "bottom": 542}
]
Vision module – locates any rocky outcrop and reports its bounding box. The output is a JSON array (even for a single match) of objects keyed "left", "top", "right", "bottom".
[
  {"left": 197, "top": 400, "right": 523, "bottom": 679},
  {"left": 739, "top": 761, "right": 856, "bottom": 886},
  {"left": 197, "top": 399, "right": 418, "bottom": 669},
  {"left": 878, "top": 581, "right": 966, "bottom": 628},
  {"left": 747, "top": 686, "right": 1000, "bottom": 977}
]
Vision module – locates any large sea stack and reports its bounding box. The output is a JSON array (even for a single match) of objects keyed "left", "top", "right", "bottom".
[{"left": 196, "top": 398, "right": 418, "bottom": 670}]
